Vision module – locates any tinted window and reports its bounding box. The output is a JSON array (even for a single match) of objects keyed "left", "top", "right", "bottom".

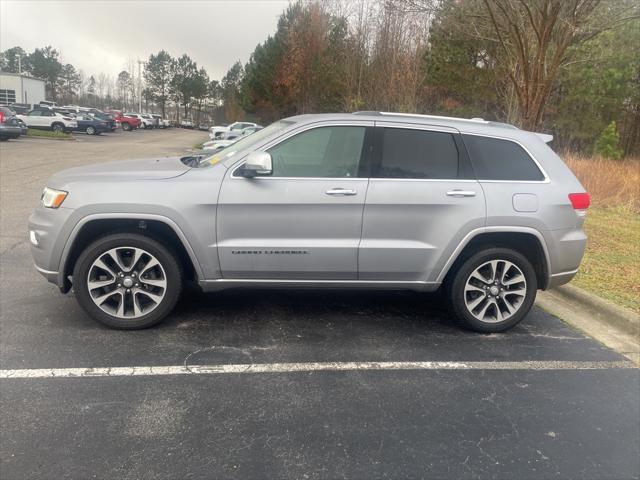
[
  {"left": 28, "top": 110, "right": 42, "bottom": 116},
  {"left": 267, "top": 126, "right": 366, "bottom": 178},
  {"left": 375, "top": 128, "right": 459, "bottom": 179},
  {"left": 463, "top": 135, "right": 544, "bottom": 181}
]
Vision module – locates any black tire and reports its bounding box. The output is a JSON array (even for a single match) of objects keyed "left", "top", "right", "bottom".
[
  {"left": 52, "top": 122, "right": 64, "bottom": 133},
  {"left": 86, "top": 126, "right": 96, "bottom": 135},
  {"left": 446, "top": 247, "right": 537, "bottom": 333},
  {"left": 0, "top": 137, "right": 8, "bottom": 141},
  {"left": 73, "top": 233, "right": 183, "bottom": 329},
  {"left": 122, "top": 122, "right": 131, "bottom": 131}
]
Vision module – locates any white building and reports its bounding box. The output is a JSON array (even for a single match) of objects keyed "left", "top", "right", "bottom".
[{"left": 0, "top": 72, "right": 46, "bottom": 106}]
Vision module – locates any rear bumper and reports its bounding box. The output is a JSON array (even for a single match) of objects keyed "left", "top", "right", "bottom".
[{"left": 0, "top": 124, "right": 22, "bottom": 137}]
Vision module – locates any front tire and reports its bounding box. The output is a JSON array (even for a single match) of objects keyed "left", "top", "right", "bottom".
[
  {"left": 446, "top": 248, "right": 537, "bottom": 333},
  {"left": 73, "top": 233, "right": 183, "bottom": 329},
  {"left": 52, "top": 122, "right": 64, "bottom": 133},
  {"left": 86, "top": 126, "right": 96, "bottom": 135},
  {"left": 122, "top": 122, "right": 131, "bottom": 131}
]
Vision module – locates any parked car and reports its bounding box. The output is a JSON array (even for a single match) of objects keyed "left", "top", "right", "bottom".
[
  {"left": 143, "top": 114, "right": 158, "bottom": 129},
  {"left": 241, "top": 126, "right": 263, "bottom": 136},
  {"left": 72, "top": 113, "right": 110, "bottom": 135},
  {"left": 162, "top": 118, "right": 171, "bottom": 128},
  {"left": 7, "top": 103, "right": 30, "bottom": 115},
  {"left": 17, "top": 108, "right": 77, "bottom": 132},
  {"left": 180, "top": 120, "right": 194, "bottom": 129},
  {"left": 202, "top": 139, "right": 238, "bottom": 152},
  {"left": 17, "top": 118, "right": 28, "bottom": 136},
  {"left": 38, "top": 100, "right": 57, "bottom": 108},
  {"left": 0, "top": 106, "right": 23, "bottom": 141},
  {"left": 108, "top": 111, "right": 140, "bottom": 131},
  {"left": 125, "top": 113, "right": 154, "bottom": 129},
  {"left": 198, "top": 123, "right": 209, "bottom": 131},
  {"left": 28, "top": 112, "right": 590, "bottom": 331},
  {"left": 88, "top": 110, "right": 117, "bottom": 131},
  {"left": 152, "top": 115, "right": 166, "bottom": 129},
  {"left": 209, "top": 121, "right": 259, "bottom": 140}
]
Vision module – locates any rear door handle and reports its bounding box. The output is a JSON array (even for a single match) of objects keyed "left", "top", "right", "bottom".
[
  {"left": 446, "top": 190, "right": 476, "bottom": 197},
  {"left": 326, "top": 188, "right": 357, "bottom": 196}
]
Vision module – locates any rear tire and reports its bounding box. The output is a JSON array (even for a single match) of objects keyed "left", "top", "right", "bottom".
[
  {"left": 446, "top": 248, "right": 537, "bottom": 333},
  {"left": 86, "top": 126, "right": 96, "bottom": 135},
  {"left": 73, "top": 233, "right": 183, "bottom": 329},
  {"left": 52, "top": 122, "right": 64, "bottom": 133},
  {"left": 122, "top": 123, "right": 131, "bottom": 131}
]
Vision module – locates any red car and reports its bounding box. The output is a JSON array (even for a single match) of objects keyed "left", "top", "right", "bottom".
[{"left": 107, "top": 110, "right": 141, "bottom": 131}]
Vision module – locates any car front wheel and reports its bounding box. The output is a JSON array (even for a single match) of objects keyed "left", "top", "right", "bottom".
[
  {"left": 73, "top": 233, "right": 182, "bottom": 329},
  {"left": 447, "top": 248, "right": 537, "bottom": 333},
  {"left": 52, "top": 122, "right": 64, "bottom": 133}
]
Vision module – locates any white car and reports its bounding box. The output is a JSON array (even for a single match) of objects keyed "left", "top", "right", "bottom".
[
  {"left": 125, "top": 113, "right": 154, "bottom": 129},
  {"left": 17, "top": 108, "right": 77, "bottom": 132},
  {"left": 209, "top": 121, "right": 259, "bottom": 140},
  {"left": 202, "top": 136, "right": 241, "bottom": 152}
]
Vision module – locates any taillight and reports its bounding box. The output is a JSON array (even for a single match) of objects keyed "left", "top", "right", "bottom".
[
  {"left": 0, "top": 111, "right": 4, "bottom": 123},
  {"left": 569, "top": 193, "right": 590, "bottom": 210}
]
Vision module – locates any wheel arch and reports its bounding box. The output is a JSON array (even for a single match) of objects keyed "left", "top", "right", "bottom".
[
  {"left": 437, "top": 227, "right": 551, "bottom": 290},
  {"left": 59, "top": 214, "right": 204, "bottom": 292}
]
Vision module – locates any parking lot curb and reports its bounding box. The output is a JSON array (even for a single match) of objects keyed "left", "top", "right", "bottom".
[
  {"left": 536, "top": 285, "right": 639, "bottom": 364},
  {"left": 24, "top": 134, "right": 77, "bottom": 142}
]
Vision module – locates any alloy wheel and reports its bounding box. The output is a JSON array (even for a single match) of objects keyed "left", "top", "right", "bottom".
[
  {"left": 86, "top": 247, "right": 167, "bottom": 319},
  {"left": 463, "top": 259, "right": 527, "bottom": 323}
]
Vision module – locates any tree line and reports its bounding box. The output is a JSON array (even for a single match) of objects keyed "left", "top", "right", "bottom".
[
  {"left": 231, "top": 0, "right": 638, "bottom": 157},
  {"left": 1, "top": 0, "right": 638, "bottom": 156}
]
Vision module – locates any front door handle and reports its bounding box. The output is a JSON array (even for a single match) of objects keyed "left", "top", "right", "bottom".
[
  {"left": 326, "top": 188, "right": 357, "bottom": 196},
  {"left": 446, "top": 190, "right": 476, "bottom": 197}
]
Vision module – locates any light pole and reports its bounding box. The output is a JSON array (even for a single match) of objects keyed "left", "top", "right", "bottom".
[
  {"left": 137, "top": 60, "right": 144, "bottom": 113},
  {"left": 18, "top": 56, "right": 24, "bottom": 104}
]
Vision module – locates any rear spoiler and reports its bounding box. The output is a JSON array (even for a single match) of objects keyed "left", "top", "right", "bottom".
[{"left": 533, "top": 132, "right": 553, "bottom": 143}]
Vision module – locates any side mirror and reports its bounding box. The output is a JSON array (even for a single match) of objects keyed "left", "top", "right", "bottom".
[{"left": 241, "top": 151, "right": 272, "bottom": 177}]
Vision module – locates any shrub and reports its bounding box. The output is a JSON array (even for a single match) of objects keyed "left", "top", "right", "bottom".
[{"left": 594, "top": 121, "right": 623, "bottom": 160}]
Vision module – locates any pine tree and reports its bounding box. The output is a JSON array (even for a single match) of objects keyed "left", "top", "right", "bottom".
[{"left": 594, "top": 121, "right": 623, "bottom": 160}]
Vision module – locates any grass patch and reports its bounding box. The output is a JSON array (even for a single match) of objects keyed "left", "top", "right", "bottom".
[
  {"left": 573, "top": 207, "right": 640, "bottom": 312},
  {"left": 26, "top": 129, "right": 73, "bottom": 140}
]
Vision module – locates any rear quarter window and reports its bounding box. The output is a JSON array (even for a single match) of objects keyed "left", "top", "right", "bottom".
[{"left": 463, "top": 135, "right": 545, "bottom": 181}]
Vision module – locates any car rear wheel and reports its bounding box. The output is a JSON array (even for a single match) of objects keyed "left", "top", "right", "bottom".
[
  {"left": 86, "top": 126, "right": 96, "bottom": 135},
  {"left": 52, "top": 122, "right": 64, "bottom": 133},
  {"left": 122, "top": 122, "right": 131, "bottom": 131},
  {"left": 447, "top": 248, "right": 537, "bottom": 333},
  {"left": 73, "top": 233, "right": 182, "bottom": 329}
]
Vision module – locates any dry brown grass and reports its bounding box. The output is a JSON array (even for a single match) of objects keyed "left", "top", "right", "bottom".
[{"left": 562, "top": 153, "right": 640, "bottom": 212}]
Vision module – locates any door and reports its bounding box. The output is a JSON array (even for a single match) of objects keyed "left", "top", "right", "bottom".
[
  {"left": 26, "top": 110, "right": 46, "bottom": 127},
  {"left": 217, "top": 123, "right": 372, "bottom": 280},
  {"left": 359, "top": 123, "right": 486, "bottom": 282}
]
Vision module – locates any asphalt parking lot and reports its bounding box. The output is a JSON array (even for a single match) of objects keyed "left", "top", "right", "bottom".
[{"left": 1, "top": 129, "right": 638, "bottom": 479}]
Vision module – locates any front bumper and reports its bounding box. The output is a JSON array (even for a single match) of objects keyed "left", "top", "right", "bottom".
[{"left": 28, "top": 206, "right": 75, "bottom": 291}]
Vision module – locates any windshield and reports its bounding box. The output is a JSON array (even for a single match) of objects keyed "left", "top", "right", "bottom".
[{"left": 199, "top": 120, "right": 294, "bottom": 166}]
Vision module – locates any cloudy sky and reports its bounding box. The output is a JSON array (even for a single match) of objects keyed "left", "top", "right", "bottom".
[{"left": 1, "top": 0, "right": 291, "bottom": 80}]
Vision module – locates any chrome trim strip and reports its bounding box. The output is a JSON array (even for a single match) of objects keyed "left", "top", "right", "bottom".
[
  {"left": 551, "top": 268, "right": 579, "bottom": 277},
  {"left": 35, "top": 265, "right": 57, "bottom": 275},
  {"left": 200, "top": 278, "right": 440, "bottom": 292}
]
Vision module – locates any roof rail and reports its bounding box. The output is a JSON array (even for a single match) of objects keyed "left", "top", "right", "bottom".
[{"left": 352, "top": 111, "right": 491, "bottom": 125}]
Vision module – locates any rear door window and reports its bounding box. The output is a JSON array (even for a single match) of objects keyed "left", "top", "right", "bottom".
[
  {"left": 463, "top": 135, "right": 545, "bottom": 181},
  {"left": 374, "top": 128, "right": 459, "bottom": 179}
]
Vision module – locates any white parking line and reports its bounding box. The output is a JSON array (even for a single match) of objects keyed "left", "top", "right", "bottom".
[{"left": 0, "top": 360, "right": 636, "bottom": 379}]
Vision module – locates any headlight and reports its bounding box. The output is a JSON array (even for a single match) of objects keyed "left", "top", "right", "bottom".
[{"left": 41, "top": 187, "right": 68, "bottom": 208}]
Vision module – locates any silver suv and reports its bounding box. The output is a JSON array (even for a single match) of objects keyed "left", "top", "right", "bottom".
[{"left": 28, "top": 112, "right": 589, "bottom": 331}]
